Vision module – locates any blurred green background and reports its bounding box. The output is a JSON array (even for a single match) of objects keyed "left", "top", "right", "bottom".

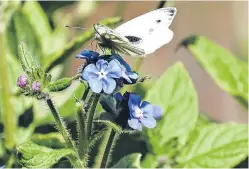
[{"left": 0, "top": 1, "right": 248, "bottom": 168}]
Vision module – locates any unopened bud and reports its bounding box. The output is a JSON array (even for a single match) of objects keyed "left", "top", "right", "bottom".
[
  {"left": 17, "top": 75, "right": 28, "bottom": 88},
  {"left": 32, "top": 81, "right": 41, "bottom": 92}
]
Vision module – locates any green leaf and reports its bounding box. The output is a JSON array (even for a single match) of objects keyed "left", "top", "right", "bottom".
[
  {"left": 22, "top": 1, "right": 52, "bottom": 58},
  {"left": 31, "top": 133, "right": 65, "bottom": 149},
  {"left": 12, "top": 11, "right": 42, "bottom": 62},
  {"left": 145, "top": 62, "right": 198, "bottom": 150},
  {"left": 17, "top": 141, "right": 73, "bottom": 168},
  {"left": 176, "top": 123, "right": 248, "bottom": 168},
  {"left": 111, "top": 153, "right": 142, "bottom": 168},
  {"left": 180, "top": 36, "right": 248, "bottom": 108},
  {"left": 44, "top": 17, "right": 122, "bottom": 71},
  {"left": 18, "top": 42, "right": 37, "bottom": 72},
  {"left": 141, "top": 154, "right": 158, "bottom": 168}
]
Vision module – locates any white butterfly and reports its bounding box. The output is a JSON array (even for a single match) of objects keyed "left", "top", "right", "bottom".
[{"left": 94, "top": 7, "right": 177, "bottom": 57}]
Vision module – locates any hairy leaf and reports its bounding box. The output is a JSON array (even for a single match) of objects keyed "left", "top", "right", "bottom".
[
  {"left": 111, "top": 153, "right": 142, "bottom": 168},
  {"left": 17, "top": 141, "right": 73, "bottom": 168},
  {"left": 145, "top": 62, "right": 198, "bottom": 152},
  {"left": 31, "top": 133, "right": 65, "bottom": 149},
  {"left": 176, "top": 123, "right": 248, "bottom": 168},
  {"left": 180, "top": 35, "right": 248, "bottom": 108}
]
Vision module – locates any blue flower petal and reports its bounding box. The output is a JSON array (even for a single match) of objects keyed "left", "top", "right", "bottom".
[
  {"left": 106, "top": 59, "right": 122, "bottom": 78},
  {"left": 76, "top": 50, "right": 99, "bottom": 59},
  {"left": 111, "top": 54, "right": 132, "bottom": 72},
  {"left": 128, "top": 94, "right": 142, "bottom": 117},
  {"left": 128, "top": 118, "right": 142, "bottom": 131},
  {"left": 102, "top": 77, "right": 116, "bottom": 94},
  {"left": 140, "top": 117, "right": 156, "bottom": 128},
  {"left": 82, "top": 64, "right": 99, "bottom": 81},
  {"left": 88, "top": 77, "right": 102, "bottom": 93},
  {"left": 152, "top": 106, "right": 163, "bottom": 119},
  {"left": 96, "top": 59, "right": 108, "bottom": 72},
  {"left": 127, "top": 71, "right": 139, "bottom": 80},
  {"left": 129, "top": 94, "right": 141, "bottom": 107},
  {"left": 121, "top": 70, "right": 132, "bottom": 83},
  {"left": 140, "top": 101, "right": 153, "bottom": 114},
  {"left": 114, "top": 92, "right": 123, "bottom": 101}
]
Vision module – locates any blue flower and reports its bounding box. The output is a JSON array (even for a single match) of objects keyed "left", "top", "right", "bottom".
[
  {"left": 128, "top": 93, "right": 162, "bottom": 131},
  {"left": 76, "top": 50, "right": 100, "bottom": 60},
  {"left": 82, "top": 59, "right": 122, "bottom": 94},
  {"left": 111, "top": 54, "right": 138, "bottom": 83}
]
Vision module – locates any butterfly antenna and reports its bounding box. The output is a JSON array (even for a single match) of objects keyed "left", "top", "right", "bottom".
[
  {"left": 90, "top": 38, "right": 95, "bottom": 51},
  {"left": 65, "top": 25, "right": 87, "bottom": 30}
]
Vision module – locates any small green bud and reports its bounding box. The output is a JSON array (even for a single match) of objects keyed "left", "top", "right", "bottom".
[{"left": 48, "top": 78, "right": 73, "bottom": 92}]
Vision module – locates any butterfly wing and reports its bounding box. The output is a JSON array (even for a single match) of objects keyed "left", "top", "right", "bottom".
[
  {"left": 94, "top": 24, "right": 145, "bottom": 55},
  {"left": 114, "top": 7, "right": 177, "bottom": 55}
]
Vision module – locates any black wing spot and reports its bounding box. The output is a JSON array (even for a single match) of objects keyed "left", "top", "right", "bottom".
[
  {"left": 156, "top": 19, "right": 161, "bottom": 23},
  {"left": 125, "top": 36, "right": 143, "bottom": 44}
]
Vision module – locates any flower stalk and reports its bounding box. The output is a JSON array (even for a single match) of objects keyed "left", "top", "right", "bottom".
[
  {"left": 76, "top": 101, "right": 88, "bottom": 162},
  {"left": 86, "top": 94, "right": 100, "bottom": 139},
  {"left": 93, "top": 129, "right": 118, "bottom": 168},
  {"left": 45, "top": 96, "right": 83, "bottom": 168}
]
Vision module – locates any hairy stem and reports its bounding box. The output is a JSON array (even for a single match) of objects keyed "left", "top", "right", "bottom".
[
  {"left": 81, "top": 87, "right": 89, "bottom": 101},
  {"left": 93, "top": 129, "right": 118, "bottom": 168},
  {"left": 76, "top": 104, "right": 88, "bottom": 163},
  {"left": 45, "top": 97, "right": 83, "bottom": 168},
  {"left": 86, "top": 94, "right": 100, "bottom": 139}
]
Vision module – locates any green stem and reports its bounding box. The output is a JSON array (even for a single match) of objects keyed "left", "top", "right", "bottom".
[
  {"left": 81, "top": 87, "right": 89, "bottom": 101},
  {"left": 76, "top": 104, "right": 88, "bottom": 163},
  {"left": 45, "top": 96, "right": 83, "bottom": 168},
  {"left": 0, "top": 30, "right": 16, "bottom": 150},
  {"left": 86, "top": 94, "right": 100, "bottom": 139},
  {"left": 93, "top": 129, "right": 118, "bottom": 168}
]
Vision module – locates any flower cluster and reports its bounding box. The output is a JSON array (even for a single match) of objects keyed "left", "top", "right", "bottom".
[
  {"left": 76, "top": 50, "right": 139, "bottom": 94},
  {"left": 17, "top": 75, "right": 41, "bottom": 93},
  {"left": 77, "top": 50, "right": 163, "bottom": 131}
]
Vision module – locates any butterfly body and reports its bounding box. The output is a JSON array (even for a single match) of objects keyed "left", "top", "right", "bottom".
[{"left": 93, "top": 7, "right": 177, "bottom": 57}]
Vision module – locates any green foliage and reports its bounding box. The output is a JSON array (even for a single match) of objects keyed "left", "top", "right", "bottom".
[
  {"left": 145, "top": 62, "right": 198, "bottom": 150},
  {"left": 140, "top": 153, "right": 158, "bottom": 168},
  {"left": 111, "top": 153, "right": 142, "bottom": 168},
  {"left": 17, "top": 141, "right": 73, "bottom": 168},
  {"left": 31, "top": 133, "right": 65, "bottom": 149},
  {"left": 180, "top": 35, "right": 248, "bottom": 108},
  {"left": 48, "top": 77, "right": 74, "bottom": 92},
  {"left": 176, "top": 123, "right": 248, "bottom": 168}
]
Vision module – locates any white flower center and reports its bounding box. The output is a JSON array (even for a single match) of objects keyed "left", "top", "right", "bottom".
[
  {"left": 134, "top": 107, "right": 143, "bottom": 119},
  {"left": 98, "top": 70, "right": 107, "bottom": 79}
]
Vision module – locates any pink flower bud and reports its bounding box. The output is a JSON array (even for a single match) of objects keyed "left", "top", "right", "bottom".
[
  {"left": 32, "top": 81, "right": 41, "bottom": 92},
  {"left": 17, "top": 75, "right": 28, "bottom": 88}
]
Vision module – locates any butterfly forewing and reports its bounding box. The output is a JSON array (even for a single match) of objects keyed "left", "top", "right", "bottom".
[{"left": 93, "top": 7, "right": 176, "bottom": 56}]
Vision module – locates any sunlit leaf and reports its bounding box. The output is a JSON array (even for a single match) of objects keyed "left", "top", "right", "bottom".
[
  {"left": 145, "top": 62, "right": 198, "bottom": 153},
  {"left": 180, "top": 36, "right": 248, "bottom": 108},
  {"left": 111, "top": 153, "right": 142, "bottom": 168},
  {"left": 176, "top": 123, "right": 248, "bottom": 168},
  {"left": 17, "top": 141, "right": 73, "bottom": 168}
]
